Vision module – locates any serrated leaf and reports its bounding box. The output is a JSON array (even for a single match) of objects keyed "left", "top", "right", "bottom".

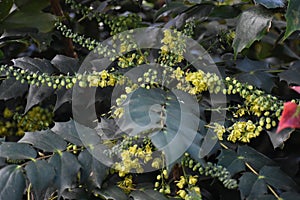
[
  {"left": 217, "top": 149, "right": 245, "bottom": 175},
  {"left": 51, "top": 55, "right": 79, "bottom": 75},
  {"left": 235, "top": 57, "right": 275, "bottom": 92},
  {"left": 51, "top": 120, "right": 82, "bottom": 146},
  {"left": 0, "top": 165, "right": 26, "bottom": 200},
  {"left": 0, "top": 77, "right": 28, "bottom": 100},
  {"left": 25, "top": 85, "right": 55, "bottom": 113},
  {"left": 260, "top": 166, "right": 299, "bottom": 191},
  {"left": 276, "top": 102, "right": 300, "bottom": 133},
  {"left": 283, "top": 0, "right": 300, "bottom": 41},
  {"left": 233, "top": 7, "right": 272, "bottom": 58},
  {"left": 19, "top": 129, "right": 67, "bottom": 152},
  {"left": 239, "top": 172, "right": 268, "bottom": 200},
  {"left": 279, "top": 61, "right": 300, "bottom": 85},
  {"left": 78, "top": 150, "right": 108, "bottom": 189},
  {"left": 267, "top": 128, "right": 294, "bottom": 149},
  {"left": 48, "top": 152, "right": 81, "bottom": 196},
  {"left": 238, "top": 145, "right": 275, "bottom": 170},
  {"left": 54, "top": 88, "right": 72, "bottom": 111},
  {"left": 97, "top": 185, "right": 128, "bottom": 200},
  {"left": 254, "top": 0, "right": 285, "bottom": 9},
  {"left": 25, "top": 160, "right": 55, "bottom": 200},
  {"left": 13, "top": 57, "right": 55, "bottom": 74},
  {"left": 0, "top": 142, "right": 36, "bottom": 159},
  {"left": 129, "top": 189, "right": 168, "bottom": 200}
]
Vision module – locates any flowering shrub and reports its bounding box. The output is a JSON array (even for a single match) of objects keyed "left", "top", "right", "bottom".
[{"left": 0, "top": 0, "right": 300, "bottom": 199}]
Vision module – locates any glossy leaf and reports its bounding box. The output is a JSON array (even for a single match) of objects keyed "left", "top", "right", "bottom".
[
  {"left": 254, "top": 0, "right": 285, "bottom": 9},
  {"left": 239, "top": 172, "right": 268, "bottom": 200},
  {"left": 0, "top": 78, "right": 28, "bottom": 100},
  {"left": 238, "top": 145, "right": 275, "bottom": 170},
  {"left": 235, "top": 57, "right": 275, "bottom": 92},
  {"left": 48, "top": 152, "right": 81, "bottom": 196},
  {"left": 25, "top": 160, "right": 56, "bottom": 200},
  {"left": 51, "top": 120, "right": 82, "bottom": 146},
  {"left": 0, "top": 0, "right": 13, "bottom": 21},
  {"left": 233, "top": 7, "right": 272, "bottom": 58},
  {"left": 217, "top": 149, "right": 245, "bottom": 176},
  {"left": 19, "top": 129, "right": 67, "bottom": 152},
  {"left": 97, "top": 185, "right": 128, "bottom": 200},
  {"left": 276, "top": 102, "right": 300, "bottom": 133},
  {"left": 25, "top": 85, "right": 55, "bottom": 113},
  {"left": 267, "top": 128, "right": 294, "bottom": 148},
  {"left": 279, "top": 61, "right": 300, "bottom": 85},
  {"left": 51, "top": 55, "right": 79, "bottom": 75},
  {"left": 129, "top": 189, "right": 168, "bottom": 200},
  {"left": 13, "top": 57, "right": 55, "bottom": 74},
  {"left": 283, "top": 0, "right": 300, "bottom": 40},
  {"left": 54, "top": 88, "right": 72, "bottom": 111},
  {"left": 259, "top": 166, "right": 299, "bottom": 191},
  {"left": 78, "top": 150, "right": 108, "bottom": 189},
  {"left": 0, "top": 165, "right": 26, "bottom": 200},
  {"left": 0, "top": 142, "right": 36, "bottom": 159}
]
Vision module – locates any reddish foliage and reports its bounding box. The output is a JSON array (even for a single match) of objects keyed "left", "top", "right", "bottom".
[
  {"left": 291, "top": 86, "right": 300, "bottom": 94},
  {"left": 277, "top": 102, "right": 300, "bottom": 133}
]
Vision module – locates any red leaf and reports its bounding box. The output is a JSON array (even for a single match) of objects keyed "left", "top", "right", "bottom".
[
  {"left": 276, "top": 102, "right": 300, "bottom": 133},
  {"left": 290, "top": 86, "right": 300, "bottom": 94}
]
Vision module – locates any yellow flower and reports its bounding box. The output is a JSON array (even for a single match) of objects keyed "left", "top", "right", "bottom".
[
  {"left": 177, "top": 190, "right": 187, "bottom": 199},
  {"left": 174, "top": 67, "right": 184, "bottom": 79},
  {"left": 188, "top": 175, "right": 198, "bottom": 185},
  {"left": 100, "top": 70, "right": 109, "bottom": 79},
  {"left": 3, "top": 108, "right": 13, "bottom": 118},
  {"left": 161, "top": 45, "right": 169, "bottom": 54},
  {"left": 129, "top": 144, "right": 138, "bottom": 155},
  {"left": 176, "top": 176, "right": 186, "bottom": 189}
]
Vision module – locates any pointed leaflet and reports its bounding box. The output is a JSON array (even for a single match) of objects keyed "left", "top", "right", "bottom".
[
  {"left": 78, "top": 150, "right": 108, "bottom": 189},
  {"left": 254, "top": 0, "right": 285, "bottom": 9},
  {"left": 19, "top": 129, "right": 67, "bottom": 152},
  {"left": 232, "top": 6, "right": 272, "bottom": 58},
  {"left": 0, "top": 165, "right": 26, "bottom": 200},
  {"left": 279, "top": 61, "right": 300, "bottom": 85},
  {"left": 239, "top": 172, "right": 268, "bottom": 200},
  {"left": 13, "top": 57, "right": 55, "bottom": 74},
  {"left": 51, "top": 120, "right": 83, "bottom": 146},
  {"left": 25, "top": 160, "right": 56, "bottom": 200},
  {"left": 51, "top": 55, "right": 79, "bottom": 75},
  {"left": 48, "top": 152, "right": 81, "bottom": 196},
  {"left": 25, "top": 85, "right": 55, "bottom": 113},
  {"left": 276, "top": 102, "right": 300, "bottom": 133},
  {"left": 54, "top": 87, "right": 72, "bottom": 111},
  {"left": 0, "top": 142, "right": 36, "bottom": 159},
  {"left": 283, "top": 0, "right": 300, "bottom": 41},
  {"left": 0, "top": 78, "right": 28, "bottom": 100},
  {"left": 260, "top": 166, "right": 299, "bottom": 191},
  {"left": 267, "top": 128, "right": 294, "bottom": 149},
  {"left": 217, "top": 149, "right": 245, "bottom": 176}
]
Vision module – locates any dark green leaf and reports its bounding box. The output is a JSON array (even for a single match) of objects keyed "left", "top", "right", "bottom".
[
  {"left": 25, "top": 85, "right": 55, "bottom": 113},
  {"left": 283, "top": 0, "right": 300, "bottom": 40},
  {"left": 0, "top": 78, "right": 28, "bottom": 100},
  {"left": 232, "top": 7, "right": 272, "bottom": 58},
  {"left": 209, "top": 5, "right": 241, "bottom": 19},
  {"left": 97, "top": 185, "right": 128, "bottom": 200},
  {"left": 235, "top": 57, "right": 275, "bottom": 92},
  {"left": 254, "top": 0, "right": 285, "bottom": 9},
  {"left": 217, "top": 149, "right": 245, "bottom": 176},
  {"left": 61, "top": 187, "right": 91, "bottom": 200},
  {"left": 238, "top": 145, "right": 276, "bottom": 170},
  {"left": 51, "top": 120, "right": 82, "bottom": 146},
  {"left": 279, "top": 61, "right": 300, "bottom": 85},
  {"left": 13, "top": 57, "right": 54, "bottom": 74},
  {"left": 25, "top": 160, "right": 56, "bottom": 200},
  {"left": 0, "top": 142, "right": 36, "bottom": 159},
  {"left": 48, "top": 152, "right": 81, "bottom": 196},
  {"left": 0, "top": 0, "right": 13, "bottom": 21},
  {"left": 0, "top": 165, "right": 26, "bottom": 200},
  {"left": 54, "top": 88, "right": 72, "bottom": 111},
  {"left": 280, "top": 192, "right": 300, "bottom": 199},
  {"left": 19, "top": 129, "right": 67, "bottom": 152},
  {"left": 78, "top": 150, "right": 108, "bottom": 189},
  {"left": 267, "top": 128, "right": 294, "bottom": 149},
  {"left": 239, "top": 172, "right": 268, "bottom": 200},
  {"left": 51, "top": 55, "right": 79, "bottom": 75},
  {"left": 260, "top": 166, "right": 299, "bottom": 191},
  {"left": 129, "top": 189, "right": 168, "bottom": 200},
  {"left": 154, "top": 2, "right": 188, "bottom": 20}
]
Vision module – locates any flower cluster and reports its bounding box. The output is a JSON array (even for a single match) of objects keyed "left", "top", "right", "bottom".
[
  {"left": 0, "top": 106, "right": 53, "bottom": 136},
  {"left": 227, "top": 120, "right": 263, "bottom": 143},
  {"left": 175, "top": 175, "right": 202, "bottom": 200}
]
